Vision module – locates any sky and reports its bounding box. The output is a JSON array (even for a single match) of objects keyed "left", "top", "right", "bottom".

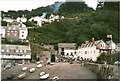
[{"left": 0, "top": 0, "right": 98, "bottom": 12}]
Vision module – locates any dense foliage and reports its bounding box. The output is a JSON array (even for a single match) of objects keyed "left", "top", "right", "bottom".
[{"left": 2, "top": 2, "right": 119, "bottom": 47}]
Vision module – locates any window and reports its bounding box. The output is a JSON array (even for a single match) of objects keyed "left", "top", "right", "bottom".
[
  {"left": 22, "top": 35, "right": 24, "bottom": 37},
  {"left": 74, "top": 52, "right": 76, "bottom": 54},
  {"left": 22, "top": 31, "right": 24, "bottom": 33},
  {"left": 20, "top": 50, "right": 23, "bottom": 53},
  {"left": 1, "top": 49, "right": 4, "bottom": 52},
  {"left": 6, "top": 49, "right": 9, "bottom": 52},
  {"left": 85, "top": 51, "right": 87, "bottom": 54},
  {"left": 16, "top": 50, "right": 19, "bottom": 53},
  {"left": 67, "top": 53, "right": 69, "bottom": 56},
  {"left": 13, "top": 28, "right": 16, "bottom": 30},
  {"left": 15, "top": 34, "right": 17, "bottom": 36},
  {"left": 1, "top": 34, "right": 3, "bottom": 36},
  {"left": 24, "top": 50, "right": 26, "bottom": 53},
  {"left": 7, "top": 33, "right": 10, "bottom": 35}
]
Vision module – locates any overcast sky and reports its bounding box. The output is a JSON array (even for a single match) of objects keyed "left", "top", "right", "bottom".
[{"left": 0, "top": 0, "right": 98, "bottom": 12}]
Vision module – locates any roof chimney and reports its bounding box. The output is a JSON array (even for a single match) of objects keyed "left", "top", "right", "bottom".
[
  {"left": 86, "top": 41, "right": 89, "bottom": 44},
  {"left": 92, "top": 38, "right": 95, "bottom": 43}
]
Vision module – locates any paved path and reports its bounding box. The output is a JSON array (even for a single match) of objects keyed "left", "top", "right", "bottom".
[{"left": 2, "top": 62, "right": 96, "bottom": 79}]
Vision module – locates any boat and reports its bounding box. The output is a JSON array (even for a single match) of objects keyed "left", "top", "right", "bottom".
[
  {"left": 40, "top": 71, "right": 45, "bottom": 76},
  {"left": 37, "top": 64, "right": 42, "bottom": 68},
  {"left": 36, "top": 61, "right": 40, "bottom": 65},
  {"left": 18, "top": 73, "right": 26, "bottom": 79},
  {"left": 52, "top": 76, "right": 59, "bottom": 81},
  {"left": 22, "top": 67, "right": 27, "bottom": 71},
  {"left": 50, "top": 63, "right": 54, "bottom": 65},
  {"left": 40, "top": 74, "right": 49, "bottom": 79},
  {"left": 29, "top": 68, "right": 36, "bottom": 73}
]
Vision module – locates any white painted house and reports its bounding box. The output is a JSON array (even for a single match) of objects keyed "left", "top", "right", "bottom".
[
  {"left": 1, "top": 44, "right": 31, "bottom": 64},
  {"left": 1, "top": 27, "right": 6, "bottom": 38},
  {"left": 29, "top": 16, "right": 43, "bottom": 27},
  {"left": 3, "top": 17, "right": 15, "bottom": 23},
  {"left": 1, "top": 23, "right": 28, "bottom": 40},
  {"left": 58, "top": 43, "right": 77, "bottom": 58},
  {"left": 77, "top": 39, "right": 109, "bottom": 62},
  {"left": 17, "top": 17, "right": 27, "bottom": 22}
]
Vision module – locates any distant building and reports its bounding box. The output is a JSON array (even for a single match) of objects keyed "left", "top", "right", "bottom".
[
  {"left": 16, "top": 17, "right": 27, "bottom": 22},
  {"left": 106, "top": 40, "right": 117, "bottom": 54},
  {"left": 43, "top": 45, "right": 54, "bottom": 50},
  {"left": 1, "top": 44, "right": 31, "bottom": 64},
  {"left": 77, "top": 38, "right": 110, "bottom": 61},
  {"left": 3, "top": 17, "right": 15, "bottom": 23},
  {"left": 58, "top": 43, "right": 77, "bottom": 57},
  {"left": 1, "top": 27, "right": 6, "bottom": 38},
  {"left": 48, "top": 14, "right": 60, "bottom": 23},
  {"left": 115, "top": 43, "right": 120, "bottom": 53},
  {"left": 1, "top": 23, "right": 28, "bottom": 40}
]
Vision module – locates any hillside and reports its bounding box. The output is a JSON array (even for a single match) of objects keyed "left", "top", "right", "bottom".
[
  {"left": 28, "top": 2, "right": 119, "bottom": 48},
  {"left": 1, "top": 2, "right": 119, "bottom": 48}
]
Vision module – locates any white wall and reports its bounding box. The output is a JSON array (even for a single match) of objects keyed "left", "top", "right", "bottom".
[
  {"left": 77, "top": 46, "right": 100, "bottom": 61},
  {"left": 19, "top": 28, "right": 28, "bottom": 40},
  {"left": 3, "top": 18, "right": 14, "bottom": 23},
  {"left": 1, "top": 54, "right": 31, "bottom": 59},
  {"left": 64, "top": 49, "right": 76, "bottom": 56},
  {"left": 1, "top": 28, "right": 6, "bottom": 38}
]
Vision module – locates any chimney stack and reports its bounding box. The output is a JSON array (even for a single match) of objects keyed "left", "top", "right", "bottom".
[
  {"left": 92, "top": 38, "right": 95, "bottom": 43},
  {"left": 86, "top": 41, "right": 89, "bottom": 44}
]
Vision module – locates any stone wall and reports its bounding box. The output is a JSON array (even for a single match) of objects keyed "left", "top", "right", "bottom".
[{"left": 83, "top": 63, "right": 118, "bottom": 79}]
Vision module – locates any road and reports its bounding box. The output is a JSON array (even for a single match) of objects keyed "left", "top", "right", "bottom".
[{"left": 1, "top": 62, "right": 97, "bottom": 79}]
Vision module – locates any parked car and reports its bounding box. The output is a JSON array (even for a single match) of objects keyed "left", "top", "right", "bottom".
[
  {"left": 18, "top": 73, "right": 26, "bottom": 79},
  {"left": 37, "top": 64, "right": 42, "bottom": 68},
  {"left": 5, "top": 63, "right": 13, "bottom": 69},
  {"left": 40, "top": 71, "right": 45, "bottom": 76},
  {"left": 22, "top": 67, "right": 28, "bottom": 71},
  {"left": 7, "top": 73, "right": 15, "bottom": 79},
  {"left": 40, "top": 74, "right": 49, "bottom": 80},
  {"left": 114, "top": 61, "right": 120, "bottom": 66},
  {"left": 29, "top": 68, "right": 36, "bottom": 73}
]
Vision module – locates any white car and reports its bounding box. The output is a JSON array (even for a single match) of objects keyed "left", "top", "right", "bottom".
[
  {"left": 40, "top": 71, "right": 45, "bottom": 76},
  {"left": 114, "top": 61, "right": 120, "bottom": 65},
  {"left": 22, "top": 67, "right": 27, "bottom": 71},
  {"left": 29, "top": 68, "right": 36, "bottom": 73},
  {"left": 37, "top": 64, "right": 42, "bottom": 68},
  {"left": 40, "top": 74, "right": 49, "bottom": 80}
]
